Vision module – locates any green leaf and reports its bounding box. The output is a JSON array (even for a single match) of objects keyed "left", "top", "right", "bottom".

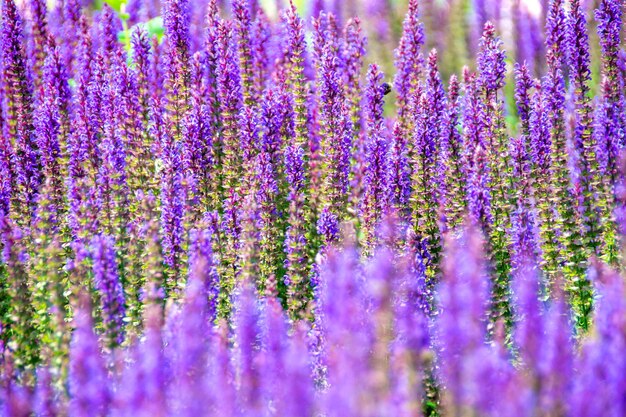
[{"left": 145, "top": 16, "right": 165, "bottom": 39}]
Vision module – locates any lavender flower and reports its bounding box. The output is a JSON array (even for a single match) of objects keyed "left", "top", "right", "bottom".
[
  {"left": 169, "top": 231, "right": 213, "bottom": 416},
  {"left": 131, "top": 27, "right": 152, "bottom": 129},
  {"left": 316, "top": 24, "right": 352, "bottom": 219},
  {"left": 96, "top": 78, "right": 130, "bottom": 240},
  {"left": 537, "top": 282, "right": 573, "bottom": 414},
  {"left": 529, "top": 84, "right": 561, "bottom": 278},
  {"left": 342, "top": 17, "right": 366, "bottom": 137},
  {"left": 251, "top": 11, "right": 271, "bottom": 100},
  {"left": 68, "top": 296, "right": 110, "bottom": 417},
  {"left": 98, "top": 5, "right": 123, "bottom": 68},
  {"left": 441, "top": 74, "right": 466, "bottom": 229},
  {"left": 163, "top": 0, "right": 190, "bottom": 68},
  {"left": 91, "top": 234, "right": 126, "bottom": 348},
  {"left": 436, "top": 223, "right": 490, "bottom": 409},
  {"left": 284, "top": 144, "right": 310, "bottom": 319},
  {"left": 26, "top": 0, "right": 50, "bottom": 83},
  {"left": 234, "top": 282, "right": 262, "bottom": 410},
  {"left": 512, "top": 247, "right": 543, "bottom": 373},
  {"left": 477, "top": 21, "right": 506, "bottom": 95},
  {"left": 34, "top": 43, "right": 70, "bottom": 219},
  {"left": 411, "top": 49, "right": 447, "bottom": 267},
  {"left": 566, "top": 0, "right": 599, "bottom": 329},
  {"left": 394, "top": 0, "right": 425, "bottom": 126},
  {"left": 543, "top": 0, "right": 586, "bottom": 290},
  {"left": 216, "top": 20, "right": 243, "bottom": 195},
  {"left": 163, "top": 0, "right": 191, "bottom": 142},
  {"left": 33, "top": 367, "right": 56, "bottom": 417},
  {"left": 146, "top": 94, "right": 185, "bottom": 297},
  {"left": 233, "top": 0, "right": 256, "bottom": 107},
  {"left": 58, "top": 0, "right": 81, "bottom": 75},
  {"left": 1, "top": 0, "right": 40, "bottom": 223},
  {"left": 219, "top": 189, "right": 243, "bottom": 312},
  {"left": 595, "top": 0, "right": 625, "bottom": 183},
  {"left": 0, "top": 139, "right": 11, "bottom": 218},
  {"left": 283, "top": 1, "right": 309, "bottom": 151},
  {"left": 389, "top": 120, "right": 412, "bottom": 213},
  {"left": 514, "top": 62, "right": 534, "bottom": 135},
  {"left": 468, "top": 142, "right": 493, "bottom": 234},
  {"left": 317, "top": 206, "right": 339, "bottom": 245},
  {"left": 252, "top": 149, "right": 281, "bottom": 295},
  {"left": 360, "top": 64, "right": 390, "bottom": 252},
  {"left": 66, "top": 15, "right": 100, "bottom": 240},
  {"left": 188, "top": 227, "right": 220, "bottom": 323},
  {"left": 476, "top": 22, "right": 512, "bottom": 328}
]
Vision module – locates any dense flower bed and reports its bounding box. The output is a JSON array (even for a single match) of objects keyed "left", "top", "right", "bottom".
[{"left": 1, "top": 0, "right": 625, "bottom": 415}]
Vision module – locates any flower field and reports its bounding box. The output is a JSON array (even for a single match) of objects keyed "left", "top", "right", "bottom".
[{"left": 0, "top": 0, "right": 625, "bottom": 415}]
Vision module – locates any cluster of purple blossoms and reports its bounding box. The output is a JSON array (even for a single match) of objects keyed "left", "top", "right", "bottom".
[{"left": 1, "top": 0, "right": 626, "bottom": 415}]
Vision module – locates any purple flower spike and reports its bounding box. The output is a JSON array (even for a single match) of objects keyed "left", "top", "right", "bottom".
[
  {"left": 163, "top": 0, "right": 191, "bottom": 142},
  {"left": 441, "top": 74, "right": 466, "bottom": 229},
  {"left": 389, "top": 121, "right": 411, "bottom": 213},
  {"left": 91, "top": 234, "right": 126, "bottom": 348},
  {"left": 283, "top": 0, "right": 309, "bottom": 150},
  {"left": 233, "top": 0, "right": 256, "bottom": 107},
  {"left": 34, "top": 43, "right": 70, "bottom": 217},
  {"left": 58, "top": 0, "right": 81, "bottom": 76},
  {"left": 33, "top": 367, "right": 56, "bottom": 417},
  {"left": 393, "top": 245, "right": 430, "bottom": 407},
  {"left": 188, "top": 227, "right": 220, "bottom": 323},
  {"left": 216, "top": 19, "right": 243, "bottom": 195},
  {"left": 468, "top": 143, "right": 493, "bottom": 234},
  {"left": 26, "top": 0, "right": 50, "bottom": 83},
  {"left": 595, "top": 0, "right": 625, "bottom": 183},
  {"left": 234, "top": 282, "right": 262, "bottom": 410},
  {"left": 514, "top": 62, "right": 534, "bottom": 135},
  {"left": 131, "top": 26, "right": 153, "bottom": 129},
  {"left": 477, "top": 21, "right": 506, "bottom": 95},
  {"left": 568, "top": 0, "right": 603, "bottom": 263},
  {"left": 361, "top": 63, "right": 390, "bottom": 252},
  {"left": 436, "top": 223, "right": 490, "bottom": 408},
  {"left": 69, "top": 296, "right": 111, "bottom": 417},
  {"left": 163, "top": 0, "right": 190, "bottom": 65},
  {"left": 0, "top": 134, "right": 11, "bottom": 219},
  {"left": 512, "top": 250, "right": 543, "bottom": 376},
  {"left": 317, "top": 26, "right": 353, "bottom": 218},
  {"left": 284, "top": 144, "right": 310, "bottom": 319},
  {"left": 529, "top": 84, "right": 552, "bottom": 178},
  {"left": 2, "top": 0, "right": 41, "bottom": 221},
  {"left": 411, "top": 49, "right": 447, "bottom": 266},
  {"left": 169, "top": 231, "right": 212, "bottom": 416},
  {"left": 317, "top": 206, "right": 339, "bottom": 245},
  {"left": 98, "top": 5, "right": 124, "bottom": 67},
  {"left": 394, "top": 0, "right": 425, "bottom": 124},
  {"left": 342, "top": 17, "right": 367, "bottom": 137},
  {"left": 158, "top": 110, "right": 186, "bottom": 291},
  {"left": 537, "top": 282, "right": 573, "bottom": 414}
]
